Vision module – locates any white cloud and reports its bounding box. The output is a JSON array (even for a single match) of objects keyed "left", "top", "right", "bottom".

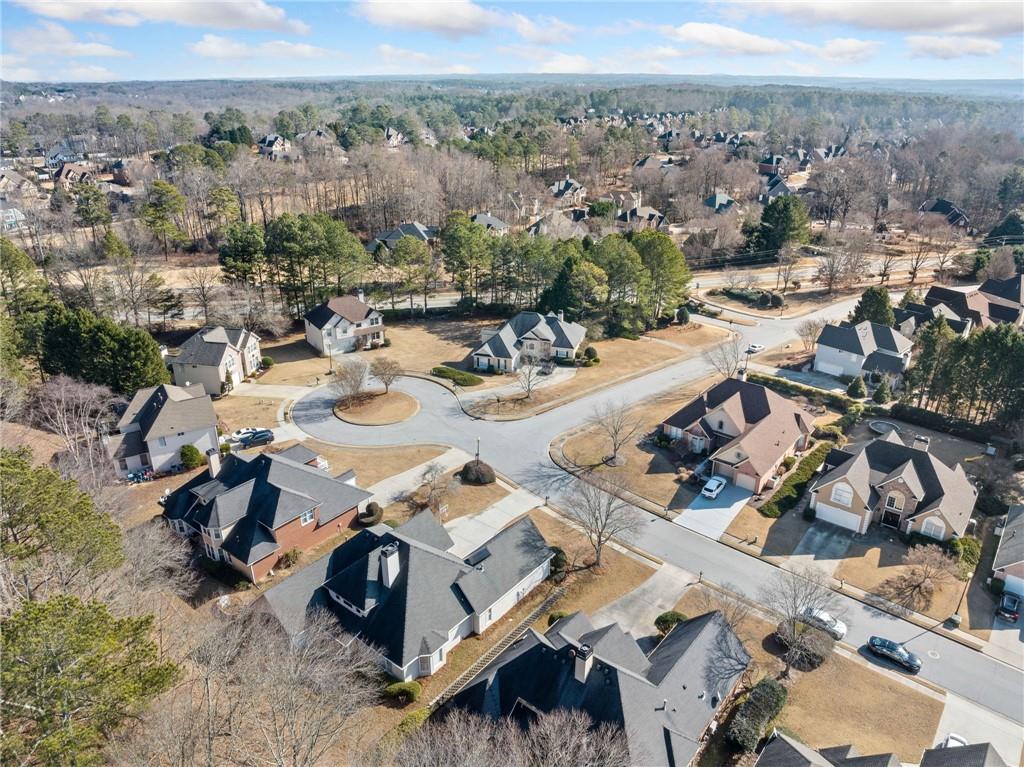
[
  {"left": 663, "top": 23, "right": 789, "bottom": 55},
  {"left": 907, "top": 35, "right": 1002, "bottom": 58},
  {"left": 9, "top": 21, "right": 130, "bottom": 57},
  {"left": 782, "top": 59, "right": 821, "bottom": 76},
  {"left": 727, "top": 1, "right": 1022, "bottom": 38},
  {"left": 188, "top": 34, "right": 340, "bottom": 60},
  {"left": 373, "top": 44, "right": 477, "bottom": 74},
  {"left": 790, "top": 37, "right": 881, "bottom": 63},
  {"left": 500, "top": 44, "right": 594, "bottom": 73},
  {"left": 61, "top": 63, "right": 117, "bottom": 81},
  {"left": 13, "top": 0, "right": 309, "bottom": 34},
  {"left": 1, "top": 53, "right": 41, "bottom": 81},
  {"left": 353, "top": 0, "right": 575, "bottom": 43},
  {"left": 509, "top": 13, "right": 576, "bottom": 44}
]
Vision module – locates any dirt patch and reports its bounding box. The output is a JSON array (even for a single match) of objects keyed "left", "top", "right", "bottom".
[
  {"left": 381, "top": 470, "right": 510, "bottom": 525},
  {"left": 0, "top": 421, "right": 65, "bottom": 466},
  {"left": 269, "top": 439, "right": 445, "bottom": 488},
  {"left": 336, "top": 391, "right": 419, "bottom": 426},
  {"left": 119, "top": 467, "right": 206, "bottom": 529},
  {"left": 213, "top": 395, "right": 285, "bottom": 433},
  {"left": 779, "top": 653, "right": 943, "bottom": 761}
]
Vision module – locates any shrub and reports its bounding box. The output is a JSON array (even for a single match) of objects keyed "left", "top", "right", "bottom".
[
  {"left": 431, "top": 366, "right": 483, "bottom": 386},
  {"left": 219, "top": 442, "right": 232, "bottom": 456},
  {"left": 655, "top": 611, "right": 687, "bottom": 636},
  {"left": 360, "top": 501, "right": 383, "bottom": 526},
  {"left": 976, "top": 490, "right": 1009, "bottom": 517},
  {"left": 383, "top": 519, "right": 400, "bottom": 528},
  {"left": 555, "top": 356, "right": 576, "bottom": 367},
  {"left": 547, "top": 610, "right": 569, "bottom": 626},
  {"left": 991, "top": 578, "right": 1005, "bottom": 595},
  {"left": 727, "top": 678, "right": 788, "bottom": 752},
  {"left": 383, "top": 337, "right": 392, "bottom": 347},
  {"left": 889, "top": 403, "right": 993, "bottom": 444},
  {"left": 782, "top": 455, "right": 797, "bottom": 471},
  {"left": 460, "top": 459, "right": 495, "bottom": 485},
  {"left": 813, "top": 424, "right": 845, "bottom": 442},
  {"left": 384, "top": 681, "right": 422, "bottom": 704},
  {"left": 951, "top": 536, "right": 981, "bottom": 567},
  {"left": 677, "top": 306, "right": 690, "bottom": 325},
  {"left": 584, "top": 346, "right": 599, "bottom": 360},
  {"left": 846, "top": 376, "right": 867, "bottom": 398},
  {"left": 261, "top": 355, "right": 274, "bottom": 368},
  {"left": 180, "top": 444, "right": 204, "bottom": 470},
  {"left": 761, "top": 442, "right": 833, "bottom": 518},
  {"left": 747, "top": 372, "right": 851, "bottom": 411},
  {"left": 872, "top": 378, "right": 891, "bottom": 404},
  {"left": 582, "top": 359, "right": 594, "bottom": 367},
  {"left": 279, "top": 548, "right": 301, "bottom": 568},
  {"left": 803, "top": 505, "right": 816, "bottom": 522},
  {"left": 550, "top": 546, "right": 568, "bottom": 574},
  {"left": 590, "top": 357, "right": 600, "bottom": 364}
]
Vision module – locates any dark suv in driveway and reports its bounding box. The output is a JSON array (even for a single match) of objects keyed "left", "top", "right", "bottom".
[
  {"left": 866, "top": 636, "right": 922, "bottom": 673},
  {"left": 997, "top": 593, "right": 1020, "bottom": 622}
]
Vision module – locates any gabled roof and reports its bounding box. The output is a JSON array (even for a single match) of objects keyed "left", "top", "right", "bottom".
[
  {"left": 994, "top": 505, "right": 1024, "bottom": 571},
  {"left": 175, "top": 326, "right": 258, "bottom": 368},
  {"left": 755, "top": 733, "right": 901, "bottom": 767},
  {"left": 117, "top": 383, "right": 215, "bottom": 441},
  {"left": 704, "top": 192, "right": 734, "bottom": 212},
  {"left": 471, "top": 311, "right": 587, "bottom": 363},
  {"left": 919, "top": 198, "right": 969, "bottom": 227},
  {"left": 304, "top": 295, "right": 377, "bottom": 329},
  {"left": 322, "top": 514, "right": 551, "bottom": 668},
  {"left": 816, "top": 320, "right": 912, "bottom": 357},
  {"left": 445, "top": 610, "right": 748, "bottom": 767},
  {"left": 980, "top": 273, "right": 1023, "bottom": 306},
  {"left": 365, "top": 222, "right": 436, "bottom": 252},
  {"left": 919, "top": 742, "right": 1009, "bottom": 767},
  {"left": 471, "top": 212, "right": 509, "bottom": 231},
  {"left": 549, "top": 177, "right": 584, "bottom": 197}
]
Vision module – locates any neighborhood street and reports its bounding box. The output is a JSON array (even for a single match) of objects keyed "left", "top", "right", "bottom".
[{"left": 290, "top": 293, "right": 1024, "bottom": 727}]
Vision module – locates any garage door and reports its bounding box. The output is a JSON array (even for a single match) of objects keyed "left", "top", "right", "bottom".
[
  {"left": 1003, "top": 574, "right": 1024, "bottom": 598},
  {"left": 734, "top": 473, "right": 757, "bottom": 491},
  {"left": 814, "top": 502, "right": 863, "bottom": 532},
  {"left": 814, "top": 361, "right": 844, "bottom": 377}
]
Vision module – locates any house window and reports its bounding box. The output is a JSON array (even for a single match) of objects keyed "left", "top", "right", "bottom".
[
  {"left": 718, "top": 420, "right": 724, "bottom": 430},
  {"left": 885, "top": 494, "right": 904, "bottom": 511},
  {"left": 118, "top": 459, "right": 128, "bottom": 470},
  {"left": 157, "top": 436, "right": 167, "bottom": 447},
  {"left": 830, "top": 484, "right": 854, "bottom": 506},
  {"left": 207, "top": 527, "right": 221, "bottom": 541},
  {"left": 300, "top": 509, "right": 315, "bottom": 525}
]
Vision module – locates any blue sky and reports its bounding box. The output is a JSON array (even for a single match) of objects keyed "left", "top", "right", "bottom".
[{"left": 1, "top": 0, "right": 1022, "bottom": 82}]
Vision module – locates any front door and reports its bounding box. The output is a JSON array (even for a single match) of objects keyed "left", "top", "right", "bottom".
[{"left": 882, "top": 510, "right": 901, "bottom": 528}]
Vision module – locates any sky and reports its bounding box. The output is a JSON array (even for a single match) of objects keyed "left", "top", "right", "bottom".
[{"left": 1, "top": 0, "right": 1022, "bottom": 83}]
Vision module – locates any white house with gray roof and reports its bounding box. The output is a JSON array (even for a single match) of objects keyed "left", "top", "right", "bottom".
[
  {"left": 813, "top": 320, "right": 913, "bottom": 380},
  {"left": 106, "top": 383, "right": 217, "bottom": 477},
  {"left": 171, "top": 326, "right": 261, "bottom": 396},
  {"left": 993, "top": 505, "right": 1024, "bottom": 597},
  {"left": 303, "top": 293, "right": 384, "bottom": 355},
  {"left": 471, "top": 310, "right": 586, "bottom": 373}
]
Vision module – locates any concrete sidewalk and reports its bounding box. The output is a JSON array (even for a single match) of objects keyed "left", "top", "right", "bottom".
[
  {"left": 367, "top": 447, "right": 472, "bottom": 505},
  {"left": 446, "top": 483, "right": 544, "bottom": 557}
]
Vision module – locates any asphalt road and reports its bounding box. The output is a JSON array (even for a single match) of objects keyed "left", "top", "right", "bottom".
[{"left": 291, "top": 293, "right": 1024, "bottom": 725}]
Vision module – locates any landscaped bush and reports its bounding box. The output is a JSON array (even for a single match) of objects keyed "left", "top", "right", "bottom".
[
  {"left": 383, "top": 337, "right": 392, "bottom": 347},
  {"left": 655, "top": 611, "right": 687, "bottom": 636},
  {"left": 584, "top": 346, "right": 599, "bottom": 360},
  {"left": 460, "top": 459, "right": 496, "bottom": 485},
  {"left": 655, "top": 432, "right": 673, "bottom": 448},
  {"left": 549, "top": 546, "right": 568, "bottom": 574},
  {"left": 727, "top": 678, "right": 788, "bottom": 752},
  {"left": 360, "top": 501, "right": 383, "bottom": 526},
  {"left": 383, "top": 519, "right": 401, "bottom": 528},
  {"left": 760, "top": 442, "right": 833, "bottom": 518},
  {"left": 782, "top": 455, "right": 797, "bottom": 471},
  {"left": 547, "top": 610, "right": 569, "bottom": 626},
  {"left": 834, "top": 403, "right": 864, "bottom": 434},
  {"left": 951, "top": 536, "right": 981, "bottom": 567},
  {"left": 846, "top": 376, "right": 867, "bottom": 398},
  {"left": 889, "top": 403, "right": 994, "bottom": 444},
  {"left": 747, "top": 372, "right": 851, "bottom": 411},
  {"left": 279, "top": 548, "right": 301, "bottom": 568},
  {"left": 813, "top": 424, "right": 845, "bottom": 442},
  {"left": 180, "top": 444, "right": 204, "bottom": 470},
  {"left": 803, "top": 505, "right": 816, "bottom": 522},
  {"left": 261, "top": 355, "right": 275, "bottom": 368},
  {"left": 384, "top": 681, "right": 422, "bottom": 704},
  {"left": 219, "top": 442, "right": 232, "bottom": 455},
  {"left": 677, "top": 306, "right": 690, "bottom": 325},
  {"left": 395, "top": 707, "right": 430, "bottom": 735},
  {"left": 431, "top": 366, "right": 483, "bottom": 386},
  {"left": 775, "top": 621, "right": 834, "bottom": 670}
]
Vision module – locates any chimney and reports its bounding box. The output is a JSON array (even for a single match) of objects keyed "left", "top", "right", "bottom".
[
  {"left": 736, "top": 367, "right": 747, "bottom": 382},
  {"left": 574, "top": 643, "right": 593, "bottom": 684},
  {"left": 381, "top": 541, "right": 400, "bottom": 588},
  {"left": 205, "top": 447, "right": 221, "bottom": 477},
  {"left": 557, "top": 310, "right": 564, "bottom": 322},
  {"left": 913, "top": 435, "right": 930, "bottom": 452}
]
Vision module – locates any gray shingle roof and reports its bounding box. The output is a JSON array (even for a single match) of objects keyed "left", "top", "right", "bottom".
[
  {"left": 175, "top": 326, "right": 257, "bottom": 368},
  {"left": 472, "top": 311, "right": 586, "bottom": 363},
  {"left": 116, "top": 383, "right": 216, "bottom": 441},
  {"left": 304, "top": 295, "right": 377, "bottom": 329},
  {"left": 919, "top": 743, "right": 1009, "bottom": 767},
  {"left": 816, "top": 321, "right": 912, "bottom": 357},
  {"left": 471, "top": 212, "right": 509, "bottom": 231},
  {"left": 365, "top": 222, "right": 437, "bottom": 252},
  {"left": 994, "top": 505, "right": 1024, "bottom": 570}
]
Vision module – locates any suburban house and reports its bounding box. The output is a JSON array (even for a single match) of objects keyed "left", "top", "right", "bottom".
[
  {"left": 287, "top": 512, "right": 553, "bottom": 680},
  {"left": 993, "top": 505, "right": 1024, "bottom": 597},
  {"left": 925, "top": 277, "right": 1023, "bottom": 327},
  {"left": 893, "top": 301, "right": 971, "bottom": 337},
  {"left": 754, "top": 731, "right": 1009, "bottom": 767},
  {"left": 444, "top": 610, "right": 749, "bottom": 767},
  {"left": 527, "top": 209, "right": 589, "bottom": 239},
  {"left": 111, "top": 158, "right": 156, "bottom": 187},
  {"left": 470, "top": 310, "right": 586, "bottom": 372},
  {"left": 303, "top": 293, "right": 385, "bottom": 355},
  {"left": 548, "top": 175, "right": 587, "bottom": 207},
  {"left": 808, "top": 431, "right": 977, "bottom": 539},
  {"left": 257, "top": 134, "right": 290, "bottom": 156},
  {"left": 0, "top": 168, "right": 33, "bottom": 200},
  {"left": 616, "top": 205, "right": 668, "bottom": 231},
  {"left": 53, "top": 162, "right": 94, "bottom": 188},
  {"left": 0, "top": 203, "right": 27, "bottom": 232},
  {"left": 704, "top": 192, "right": 736, "bottom": 214},
  {"left": 171, "top": 326, "right": 262, "bottom": 396},
  {"left": 162, "top": 447, "right": 372, "bottom": 582},
  {"left": 758, "top": 154, "right": 786, "bottom": 175},
  {"left": 813, "top": 321, "right": 913, "bottom": 380},
  {"left": 365, "top": 221, "right": 437, "bottom": 254},
  {"left": 661, "top": 376, "right": 815, "bottom": 494},
  {"left": 106, "top": 383, "right": 217, "bottom": 477},
  {"left": 471, "top": 211, "right": 510, "bottom": 235},
  {"left": 919, "top": 197, "right": 970, "bottom": 229},
  {"left": 45, "top": 138, "right": 86, "bottom": 168}
]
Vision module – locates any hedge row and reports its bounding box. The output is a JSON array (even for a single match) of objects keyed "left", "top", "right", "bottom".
[
  {"left": 747, "top": 372, "right": 852, "bottom": 411},
  {"left": 431, "top": 366, "right": 483, "bottom": 386},
  {"left": 889, "top": 403, "right": 994, "bottom": 444},
  {"left": 727, "top": 678, "right": 788, "bottom": 752},
  {"left": 760, "top": 442, "right": 833, "bottom": 518}
]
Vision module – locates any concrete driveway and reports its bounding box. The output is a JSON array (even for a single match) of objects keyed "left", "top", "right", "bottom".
[
  {"left": 673, "top": 484, "right": 751, "bottom": 539},
  {"left": 788, "top": 522, "right": 855, "bottom": 577},
  {"left": 988, "top": 614, "right": 1024, "bottom": 668},
  {"left": 934, "top": 693, "right": 1023, "bottom": 765},
  {"left": 592, "top": 563, "right": 695, "bottom": 647}
]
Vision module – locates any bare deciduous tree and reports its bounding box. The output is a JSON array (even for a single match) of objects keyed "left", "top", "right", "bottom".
[
  {"left": 369, "top": 356, "right": 402, "bottom": 394},
  {"left": 759, "top": 565, "right": 840, "bottom": 677},
  {"left": 814, "top": 249, "right": 849, "bottom": 294},
  {"left": 878, "top": 544, "right": 959, "bottom": 611},
  {"left": 796, "top": 319, "right": 825, "bottom": 352},
  {"left": 774, "top": 249, "right": 800, "bottom": 294},
  {"left": 185, "top": 267, "right": 222, "bottom": 326},
  {"left": 563, "top": 478, "right": 642, "bottom": 568},
  {"left": 331, "top": 358, "right": 368, "bottom": 408},
  {"left": 979, "top": 247, "right": 1018, "bottom": 282},
  {"left": 589, "top": 401, "right": 642, "bottom": 466},
  {"left": 209, "top": 281, "right": 288, "bottom": 337},
  {"left": 418, "top": 461, "right": 457, "bottom": 517},
  {"left": 516, "top": 354, "right": 543, "bottom": 399},
  {"left": 703, "top": 337, "right": 745, "bottom": 379}
]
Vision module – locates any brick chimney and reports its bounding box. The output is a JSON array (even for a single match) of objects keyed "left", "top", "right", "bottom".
[
  {"left": 205, "top": 447, "right": 221, "bottom": 477},
  {"left": 574, "top": 643, "right": 593, "bottom": 683}
]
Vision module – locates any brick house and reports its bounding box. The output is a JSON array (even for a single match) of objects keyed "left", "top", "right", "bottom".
[{"left": 162, "top": 444, "right": 372, "bottom": 582}]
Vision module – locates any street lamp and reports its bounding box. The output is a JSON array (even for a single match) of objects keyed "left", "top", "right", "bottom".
[{"left": 325, "top": 339, "right": 333, "bottom": 373}]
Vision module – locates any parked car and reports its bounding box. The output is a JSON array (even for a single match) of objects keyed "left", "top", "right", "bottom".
[
  {"left": 866, "top": 636, "right": 921, "bottom": 673},
  {"left": 937, "top": 734, "right": 969, "bottom": 748},
  {"left": 229, "top": 427, "right": 259, "bottom": 443},
  {"left": 996, "top": 593, "right": 1020, "bottom": 622},
  {"left": 238, "top": 429, "right": 274, "bottom": 448},
  {"left": 701, "top": 476, "right": 727, "bottom": 500},
  {"left": 800, "top": 607, "right": 847, "bottom": 640},
  {"left": 746, "top": 343, "right": 765, "bottom": 354}
]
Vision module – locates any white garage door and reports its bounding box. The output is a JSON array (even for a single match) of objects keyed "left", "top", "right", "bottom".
[
  {"left": 814, "top": 502, "right": 863, "bottom": 532},
  {"left": 735, "top": 473, "right": 757, "bottom": 491},
  {"left": 815, "top": 361, "right": 844, "bottom": 377},
  {"left": 1004, "top": 574, "right": 1024, "bottom": 598}
]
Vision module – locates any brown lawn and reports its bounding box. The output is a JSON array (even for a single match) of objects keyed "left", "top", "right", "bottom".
[
  {"left": 269, "top": 439, "right": 445, "bottom": 488},
  {"left": 381, "top": 470, "right": 510, "bottom": 525},
  {"left": 560, "top": 376, "right": 719, "bottom": 510},
  {"left": 336, "top": 390, "right": 419, "bottom": 425},
  {"left": 120, "top": 466, "right": 206, "bottom": 528},
  {"left": 723, "top": 504, "right": 810, "bottom": 559},
  {"left": 0, "top": 421, "right": 65, "bottom": 465},
  {"left": 214, "top": 395, "right": 285, "bottom": 433}
]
